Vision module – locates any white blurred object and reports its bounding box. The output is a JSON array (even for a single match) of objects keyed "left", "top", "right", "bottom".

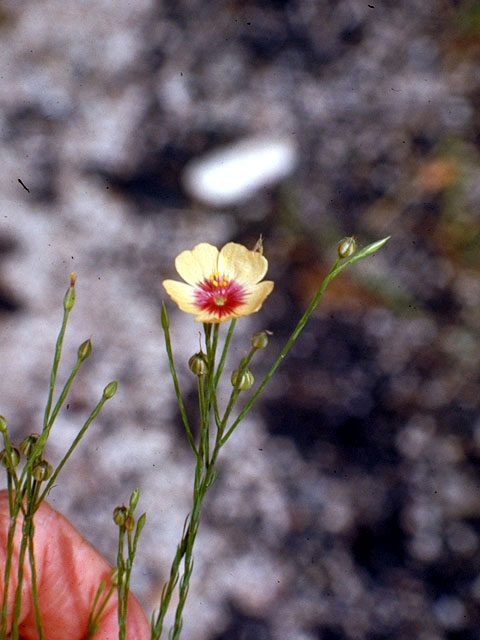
[{"left": 183, "top": 136, "right": 298, "bottom": 207}]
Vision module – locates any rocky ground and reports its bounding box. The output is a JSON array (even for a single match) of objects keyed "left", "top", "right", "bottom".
[{"left": 1, "top": 1, "right": 480, "bottom": 638}]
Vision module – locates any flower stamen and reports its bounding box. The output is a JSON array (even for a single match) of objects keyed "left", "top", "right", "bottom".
[{"left": 194, "top": 273, "right": 247, "bottom": 319}]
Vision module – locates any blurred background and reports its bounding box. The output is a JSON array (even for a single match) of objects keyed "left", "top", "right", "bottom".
[{"left": 1, "top": 0, "right": 480, "bottom": 638}]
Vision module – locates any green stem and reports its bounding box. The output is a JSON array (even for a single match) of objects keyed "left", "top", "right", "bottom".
[
  {"left": 151, "top": 522, "right": 188, "bottom": 639},
  {"left": 27, "top": 517, "right": 45, "bottom": 640},
  {"left": 42, "top": 305, "right": 71, "bottom": 431},
  {"left": 10, "top": 480, "right": 44, "bottom": 640},
  {"left": 17, "top": 356, "right": 84, "bottom": 493},
  {"left": 214, "top": 319, "right": 236, "bottom": 388},
  {"left": 170, "top": 423, "right": 227, "bottom": 639},
  {"left": 37, "top": 394, "right": 108, "bottom": 507},
  {"left": 168, "top": 466, "right": 210, "bottom": 640},
  {"left": 220, "top": 236, "right": 390, "bottom": 445},
  {"left": 117, "top": 527, "right": 127, "bottom": 640},
  {"left": 197, "top": 376, "right": 209, "bottom": 463},
  {"left": 46, "top": 358, "right": 82, "bottom": 429},
  {"left": 0, "top": 506, "right": 20, "bottom": 638},
  {"left": 11, "top": 536, "right": 27, "bottom": 640},
  {"left": 214, "top": 345, "right": 257, "bottom": 452},
  {"left": 161, "top": 303, "right": 197, "bottom": 455},
  {"left": 219, "top": 258, "right": 341, "bottom": 444},
  {"left": 87, "top": 581, "right": 116, "bottom": 640}
]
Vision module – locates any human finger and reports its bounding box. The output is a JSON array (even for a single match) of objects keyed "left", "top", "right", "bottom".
[{"left": 0, "top": 490, "right": 150, "bottom": 640}]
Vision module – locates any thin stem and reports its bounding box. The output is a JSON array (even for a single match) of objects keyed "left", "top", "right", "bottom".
[
  {"left": 151, "top": 522, "right": 188, "bottom": 639},
  {"left": 197, "top": 376, "right": 209, "bottom": 463},
  {"left": 161, "top": 303, "right": 197, "bottom": 455},
  {"left": 220, "top": 258, "right": 341, "bottom": 445},
  {"left": 117, "top": 527, "right": 127, "bottom": 640},
  {"left": 168, "top": 472, "right": 207, "bottom": 639},
  {"left": 37, "top": 394, "right": 108, "bottom": 507},
  {"left": 11, "top": 480, "right": 43, "bottom": 640},
  {"left": 215, "top": 345, "right": 257, "bottom": 451},
  {"left": 11, "top": 538, "right": 27, "bottom": 640},
  {"left": 27, "top": 518, "right": 45, "bottom": 640},
  {"left": 17, "top": 356, "right": 83, "bottom": 493},
  {"left": 214, "top": 319, "right": 236, "bottom": 388},
  {"left": 203, "top": 324, "right": 219, "bottom": 462},
  {"left": 212, "top": 394, "right": 222, "bottom": 430},
  {"left": 42, "top": 305, "right": 71, "bottom": 431},
  {"left": 168, "top": 329, "right": 214, "bottom": 638},
  {"left": 220, "top": 236, "right": 390, "bottom": 445},
  {"left": 0, "top": 506, "right": 20, "bottom": 638},
  {"left": 87, "top": 580, "right": 116, "bottom": 640},
  {"left": 46, "top": 357, "right": 82, "bottom": 429}
]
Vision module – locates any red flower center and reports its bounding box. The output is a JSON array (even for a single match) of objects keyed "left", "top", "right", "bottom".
[{"left": 194, "top": 273, "right": 247, "bottom": 319}]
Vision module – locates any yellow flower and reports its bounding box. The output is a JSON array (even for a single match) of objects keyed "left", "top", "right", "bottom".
[{"left": 162, "top": 242, "right": 274, "bottom": 323}]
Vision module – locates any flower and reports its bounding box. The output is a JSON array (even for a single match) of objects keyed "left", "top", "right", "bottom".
[{"left": 162, "top": 242, "right": 274, "bottom": 323}]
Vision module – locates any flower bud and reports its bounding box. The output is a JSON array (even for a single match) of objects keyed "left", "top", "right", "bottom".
[
  {"left": 78, "top": 339, "right": 92, "bottom": 362},
  {"left": 251, "top": 331, "right": 270, "bottom": 349},
  {"left": 136, "top": 512, "right": 147, "bottom": 535},
  {"left": 188, "top": 352, "right": 208, "bottom": 376},
  {"left": 103, "top": 381, "right": 118, "bottom": 399},
  {"left": 19, "top": 433, "right": 40, "bottom": 459},
  {"left": 0, "top": 416, "right": 7, "bottom": 433},
  {"left": 161, "top": 302, "right": 170, "bottom": 330},
  {"left": 113, "top": 505, "right": 128, "bottom": 526},
  {"left": 125, "top": 514, "right": 136, "bottom": 531},
  {"left": 337, "top": 236, "right": 357, "bottom": 259},
  {"left": 231, "top": 368, "right": 254, "bottom": 390},
  {"left": 63, "top": 272, "right": 76, "bottom": 311},
  {"left": 32, "top": 459, "right": 53, "bottom": 481},
  {"left": 0, "top": 447, "right": 20, "bottom": 468},
  {"left": 129, "top": 487, "right": 140, "bottom": 510}
]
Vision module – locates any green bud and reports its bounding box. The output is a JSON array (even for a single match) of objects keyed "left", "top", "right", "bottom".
[
  {"left": 337, "top": 236, "right": 357, "bottom": 259},
  {"left": 19, "top": 433, "right": 40, "bottom": 458},
  {"left": 111, "top": 567, "right": 119, "bottom": 586},
  {"left": 63, "top": 272, "right": 76, "bottom": 311},
  {"left": 125, "top": 514, "right": 136, "bottom": 531},
  {"left": 32, "top": 459, "right": 53, "bottom": 481},
  {"left": 231, "top": 368, "right": 254, "bottom": 390},
  {"left": 129, "top": 487, "right": 140, "bottom": 510},
  {"left": 103, "top": 381, "right": 118, "bottom": 399},
  {"left": 113, "top": 505, "right": 128, "bottom": 526},
  {"left": 136, "top": 512, "right": 147, "bottom": 535},
  {"left": 161, "top": 302, "right": 170, "bottom": 330},
  {"left": 0, "top": 416, "right": 7, "bottom": 433},
  {"left": 251, "top": 331, "right": 270, "bottom": 349},
  {"left": 0, "top": 447, "right": 20, "bottom": 468},
  {"left": 78, "top": 339, "right": 92, "bottom": 362},
  {"left": 188, "top": 352, "right": 208, "bottom": 376}
]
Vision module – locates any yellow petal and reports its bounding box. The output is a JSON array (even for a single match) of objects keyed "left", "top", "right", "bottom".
[
  {"left": 193, "top": 309, "right": 230, "bottom": 323},
  {"left": 162, "top": 280, "right": 199, "bottom": 314},
  {"left": 218, "top": 243, "right": 268, "bottom": 285},
  {"left": 236, "top": 281, "right": 274, "bottom": 316},
  {"left": 175, "top": 243, "right": 219, "bottom": 286}
]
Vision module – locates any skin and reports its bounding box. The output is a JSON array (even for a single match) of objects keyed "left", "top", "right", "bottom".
[{"left": 0, "top": 491, "right": 150, "bottom": 640}]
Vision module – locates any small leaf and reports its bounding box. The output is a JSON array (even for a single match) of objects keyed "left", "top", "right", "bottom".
[{"left": 357, "top": 236, "right": 390, "bottom": 258}]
